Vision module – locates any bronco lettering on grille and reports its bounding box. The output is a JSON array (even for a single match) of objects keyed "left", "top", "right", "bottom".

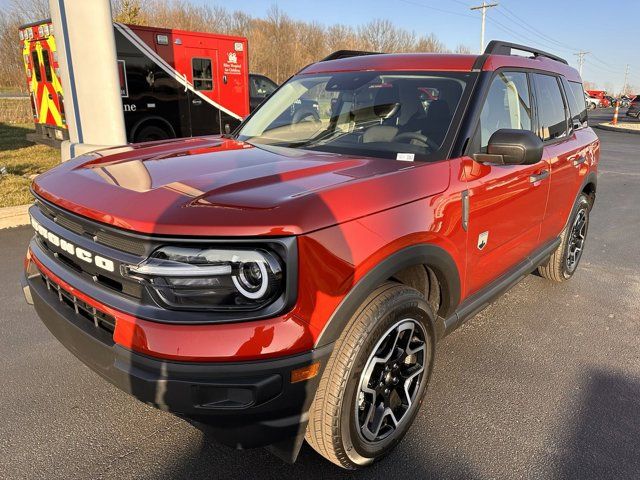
[{"left": 31, "top": 217, "right": 115, "bottom": 273}]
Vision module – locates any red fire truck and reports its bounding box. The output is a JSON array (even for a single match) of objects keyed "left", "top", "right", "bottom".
[
  {"left": 586, "top": 90, "right": 610, "bottom": 108},
  {"left": 19, "top": 19, "right": 250, "bottom": 146}
]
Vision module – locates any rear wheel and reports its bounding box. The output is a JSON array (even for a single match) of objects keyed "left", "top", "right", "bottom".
[
  {"left": 538, "top": 193, "right": 590, "bottom": 282},
  {"left": 306, "top": 283, "right": 435, "bottom": 469}
]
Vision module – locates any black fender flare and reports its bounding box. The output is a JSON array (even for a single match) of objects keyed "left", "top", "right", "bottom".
[
  {"left": 129, "top": 115, "right": 176, "bottom": 142},
  {"left": 580, "top": 171, "right": 597, "bottom": 204},
  {"left": 315, "top": 244, "right": 461, "bottom": 347}
]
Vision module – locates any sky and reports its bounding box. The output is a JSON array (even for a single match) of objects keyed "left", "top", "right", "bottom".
[
  {"left": 190, "top": 0, "right": 639, "bottom": 94},
  {"left": 4, "top": 0, "right": 638, "bottom": 93}
]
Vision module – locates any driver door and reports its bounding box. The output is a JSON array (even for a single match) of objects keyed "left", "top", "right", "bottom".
[{"left": 463, "top": 70, "right": 550, "bottom": 296}]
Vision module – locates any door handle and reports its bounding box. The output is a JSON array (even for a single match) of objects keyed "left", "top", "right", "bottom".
[
  {"left": 573, "top": 156, "right": 586, "bottom": 167},
  {"left": 192, "top": 98, "right": 202, "bottom": 105},
  {"left": 529, "top": 170, "right": 549, "bottom": 183}
]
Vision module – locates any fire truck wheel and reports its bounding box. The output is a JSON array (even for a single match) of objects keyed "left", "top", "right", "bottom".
[{"left": 134, "top": 125, "right": 170, "bottom": 143}]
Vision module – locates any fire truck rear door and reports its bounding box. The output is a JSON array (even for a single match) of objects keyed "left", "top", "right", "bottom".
[{"left": 186, "top": 47, "right": 221, "bottom": 136}]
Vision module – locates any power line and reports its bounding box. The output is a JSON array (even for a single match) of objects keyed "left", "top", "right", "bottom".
[
  {"left": 470, "top": 2, "right": 498, "bottom": 53},
  {"left": 498, "top": 3, "right": 578, "bottom": 52}
]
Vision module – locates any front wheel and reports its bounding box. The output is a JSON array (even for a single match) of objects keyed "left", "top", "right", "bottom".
[
  {"left": 306, "top": 283, "right": 435, "bottom": 469},
  {"left": 538, "top": 193, "right": 590, "bottom": 282}
]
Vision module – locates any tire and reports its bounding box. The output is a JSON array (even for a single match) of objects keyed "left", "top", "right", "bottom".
[
  {"left": 134, "top": 125, "right": 170, "bottom": 143},
  {"left": 306, "top": 282, "right": 435, "bottom": 469},
  {"left": 538, "top": 193, "right": 590, "bottom": 282},
  {"left": 588, "top": 103, "right": 596, "bottom": 110}
]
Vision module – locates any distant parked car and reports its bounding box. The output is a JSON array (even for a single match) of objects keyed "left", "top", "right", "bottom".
[
  {"left": 249, "top": 73, "right": 278, "bottom": 111},
  {"left": 585, "top": 93, "right": 600, "bottom": 110},
  {"left": 626, "top": 96, "right": 640, "bottom": 118}
]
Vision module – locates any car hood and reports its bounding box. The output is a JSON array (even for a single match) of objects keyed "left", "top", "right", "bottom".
[{"left": 33, "top": 136, "right": 450, "bottom": 236}]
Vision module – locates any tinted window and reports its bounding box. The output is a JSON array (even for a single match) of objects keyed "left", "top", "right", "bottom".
[
  {"left": 31, "top": 51, "right": 41, "bottom": 82},
  {"left": 41, "top": 49, "right": 53, "bottom": 82},
  {"left": 251, "top": 76, "right": 277, "bottom": 99},
  {"left": 565, "top": 79, "right": 588, "bottom": 128},
  {"left": 533, "top": 74, "right": 567, "bottom": 141},
  {"left": 478, "top": 71, "right": 532, "bottom": 149},
  {"left": 192, "top": 58, "right": 212, "bottom": 91}
]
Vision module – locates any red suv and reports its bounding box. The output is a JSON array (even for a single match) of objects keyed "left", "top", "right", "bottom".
[{"left": 22, "top": 41, "right": 598, "bottom": 469}]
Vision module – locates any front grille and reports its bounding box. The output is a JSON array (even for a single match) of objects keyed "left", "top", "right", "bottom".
[
  {"left": 39, "top": 271, "right": 116, "bottom": 335},
  {"left": 35, "top": 199, "right": 148, "bottom": 256},
  {"left": 95, "top": 230, "right": 145, "bottom": 256}
]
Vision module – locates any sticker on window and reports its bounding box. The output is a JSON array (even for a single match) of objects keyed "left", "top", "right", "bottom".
[{"left": 396, "top": 153, "right": 415, "bottom": 162}]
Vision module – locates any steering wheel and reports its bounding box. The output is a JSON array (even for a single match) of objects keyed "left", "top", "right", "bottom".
[
  {"left": 393, "top": 132, "right": 439, "bottom": 151},
  {"left": 292, "top": 110, "right": 320, "bottom": 125}
]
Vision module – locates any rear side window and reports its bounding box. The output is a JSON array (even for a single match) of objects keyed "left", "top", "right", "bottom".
[
  {"left": 564, "top": 79, "right": 588, "bottom": 128},
  {"left": 31, "top": 51, "right": 41, "bottom": 82},
  {"left": 532, "top": 74, "right": 567, "bottom": 141},
  {"left": 192, "top": 58, "right": 213, "bottom": 91},
  {"left": 478, "top": 71, "right": 532, "bottom": 149}
]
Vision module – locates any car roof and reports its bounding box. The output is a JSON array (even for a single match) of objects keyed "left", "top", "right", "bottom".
[{"left": 300, "top": 52, "right": 582, "bottom": 83}]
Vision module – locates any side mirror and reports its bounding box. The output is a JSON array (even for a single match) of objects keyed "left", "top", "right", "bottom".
[{"left": 473, "top": 129, "right": 543, "bottom": 165}]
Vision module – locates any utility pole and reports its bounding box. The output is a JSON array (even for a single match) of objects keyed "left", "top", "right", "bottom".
[
  {"left": 622, "top": 64, "right": 630, "bottom": 96},
  {"left": 470, "top": 2, "right": 498, "bottom": 54},
  {"left": 574, "top": 51, "right": 589, "bottom": 76}
]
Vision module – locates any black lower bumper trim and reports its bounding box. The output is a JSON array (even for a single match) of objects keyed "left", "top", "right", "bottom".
[{"left": 26, "top": 273, "right": 332, "bottom": 451}]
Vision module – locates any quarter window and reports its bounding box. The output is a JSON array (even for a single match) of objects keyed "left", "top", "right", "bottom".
[
  {"left": 478, "top": 71, "right": 532, "bottom": 149},
  {"left": 192, "top": 58, "right": 213, "bottom": 91},
  {"left": 533, "top": 74, "right": 568, "bottom": 141}
]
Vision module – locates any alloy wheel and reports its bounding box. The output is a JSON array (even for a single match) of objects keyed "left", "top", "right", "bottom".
[
  {"left": 566, "top": 207, "right": 587, "bottom": 272},
  {"left": 355, "top": 319, "right": 427, "bottom": 443}
]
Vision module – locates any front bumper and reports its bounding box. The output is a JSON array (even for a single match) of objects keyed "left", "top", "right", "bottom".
[{"left": 23, "top": 269, "right": 332, "bottom": 452}]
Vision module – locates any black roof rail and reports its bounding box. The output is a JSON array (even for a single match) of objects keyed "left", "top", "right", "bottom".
[
  {"left": 320, "top": 50, "right": 382, "bottom": 62},
  {"left": 484, "top": 40, "right": 568, "bottom": 65}
]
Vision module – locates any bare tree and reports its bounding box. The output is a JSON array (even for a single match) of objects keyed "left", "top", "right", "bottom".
[{"left": 0, "top": 0, "right": 460, "bottom": 91}]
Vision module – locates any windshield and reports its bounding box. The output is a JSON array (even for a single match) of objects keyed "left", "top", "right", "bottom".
[{"left": 236, "top": 71, "right": 474, "bottom": 162}]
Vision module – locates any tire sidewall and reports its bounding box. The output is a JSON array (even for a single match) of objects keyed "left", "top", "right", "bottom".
[
  {"left": 561, "top": 194, "right": 590, "bottom": 279},
  {"left": 338, "top": 292, "right": 435, "bottom": 466}
]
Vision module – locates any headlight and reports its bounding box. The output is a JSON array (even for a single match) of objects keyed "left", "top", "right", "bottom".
[{"left": 124, "top": 246, "right": 283, "bottom": 311}]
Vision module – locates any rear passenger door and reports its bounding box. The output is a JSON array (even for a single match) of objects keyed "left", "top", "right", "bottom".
[
  {"left": 463, "top": 70, "right": 551, "bottom": 296},
  {"left": 532, "top": 74, "right": 584, "bottom": 243}
]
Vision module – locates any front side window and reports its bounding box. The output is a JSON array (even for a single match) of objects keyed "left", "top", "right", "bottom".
[
  {"left": 236, "top": 71, "right": 473, "bottom": 162},
  {"left": 251, "top": 76, "right": 277, "bottom": 99},
  {"left": 478, "top": 71, "right": 532, "bottom": 149},
  {"left": 533, "top": 73, "right": 568, "bottom": 141},
  {"left": 192, "top": 57, "right": 213, "bottom": 91}
]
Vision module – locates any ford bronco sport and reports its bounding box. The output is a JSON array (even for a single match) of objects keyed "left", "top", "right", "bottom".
[{"left": 22, "top": 41, "right": 598, "bottom": 468}]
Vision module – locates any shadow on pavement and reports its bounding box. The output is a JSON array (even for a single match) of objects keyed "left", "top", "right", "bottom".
[
  {"left": 141, "top": 421, "right": 482, "bottom": 480},
  {"left": 553, "top": 368, "right": 640, "bottom": 479}
]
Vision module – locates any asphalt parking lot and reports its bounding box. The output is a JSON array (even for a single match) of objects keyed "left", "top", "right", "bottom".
[{"left": 1, "top": 111, "right": 639, "bottom": 479}]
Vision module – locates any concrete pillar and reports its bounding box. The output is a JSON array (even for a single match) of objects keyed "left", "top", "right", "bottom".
[{"left": 49, "top": 0, "right": 127, "bottom": 160}]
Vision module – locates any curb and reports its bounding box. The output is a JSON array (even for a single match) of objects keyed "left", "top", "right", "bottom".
[
  {"left": 594, "top": 123, "right": 640, "bottom": 135},
  {"left": 0, "top": 204, "right": 31, "bottom": 229}
]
